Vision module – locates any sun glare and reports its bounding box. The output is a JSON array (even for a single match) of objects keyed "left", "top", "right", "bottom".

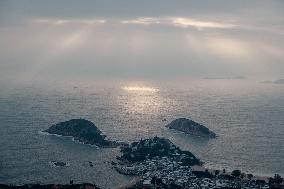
[
  {"left": 122, "top": 86, "right": 159, "bottom": 92},
  {"left": 120, "top": 85, "right": 161, "bottom": 114}
]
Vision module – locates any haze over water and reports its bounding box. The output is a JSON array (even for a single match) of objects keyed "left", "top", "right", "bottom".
[{"left": 0, "top": 78, "right": 283, "bottom": 188}]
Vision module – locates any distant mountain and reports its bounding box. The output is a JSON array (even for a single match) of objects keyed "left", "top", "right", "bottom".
[
  {"left": 44, "top": 119, "right": 118, "bottom": 147},
  {"left": 203, "top": 76, "right": 247, "bottom": 80},
  {"left": 166, "top": 118, "right": 216, "bottom": 138},
  {"left": 260, "top": 80, "right": 273, "bottom": 83},
  {"left": 260, "top": 79, "right": 284, "bottom": 84},
  {"left": 274, "top": 79, "right": 284, "bottom": 84}
]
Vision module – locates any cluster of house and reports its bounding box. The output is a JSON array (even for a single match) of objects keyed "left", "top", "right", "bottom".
[{"left": 115, "top": 156, "right": 271, "bottom": 189}]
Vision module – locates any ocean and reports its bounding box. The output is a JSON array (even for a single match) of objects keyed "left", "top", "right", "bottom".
[{"left": 0, "top": 78, "right": 283, "bottom": 188}]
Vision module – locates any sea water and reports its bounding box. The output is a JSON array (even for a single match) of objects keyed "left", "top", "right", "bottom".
[{"left": 0, "top": 78, "right": 283, "bottom": 188}]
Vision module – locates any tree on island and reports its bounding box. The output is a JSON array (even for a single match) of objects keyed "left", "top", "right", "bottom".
[
  {"left": 271, "top": 174, "right": 283, "bottom": 184},
  {"left": 247, "top": 173, "right": 253, "bottom": 180},
  {"left": 215, "top": 170, "right": 220, "bottom": 176},
  {"left": 231, "top": 169, "right": 241, "bottom": 177},
  {"left": 151, "top": 176, "right": 164, "bottom": 187}
]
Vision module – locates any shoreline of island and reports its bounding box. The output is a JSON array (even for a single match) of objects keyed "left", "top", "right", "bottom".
[{"left": 2, "top": 119, "right": 282, "bottom": 189}]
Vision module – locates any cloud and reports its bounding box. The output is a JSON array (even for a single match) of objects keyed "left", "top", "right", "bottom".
[
  {"left": 171, "top": 17, "right": 236, "bottom": 29},
  {"left": 121, "top": 17, "right": 160, "bottom": 25},
  {"left": 32, "top": 18, "right": 106, "bottom": 25},
  {"left": 30, "top": 17, "right": 282, "bottom": 36},
  {"left": 120, "top": 17, "right": 237, "bottom": 30},
  {"left": 1, "top": 0, "right": 284, "bottom": 80}
]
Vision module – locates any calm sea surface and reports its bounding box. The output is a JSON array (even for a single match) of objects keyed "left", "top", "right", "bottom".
[{"left": 0, "top": 79, "right": 283, "bottom": 188}]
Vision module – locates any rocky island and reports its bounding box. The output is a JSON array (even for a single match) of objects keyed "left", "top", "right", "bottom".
[
  {"left": 117, "top": 136, "right": 201, "bottom": 165},
  {"left": 50, "top": 161, "right": 69, "bottom": 167},
  {"left": 44, "top": 119, "right": 118, "bottom": 147},
  {"left": 166, "top": 118, "right": 216, "bottom": 138}
]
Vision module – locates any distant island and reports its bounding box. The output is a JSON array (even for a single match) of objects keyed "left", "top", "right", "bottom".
[
  {"left": 166, "top": 118, "right": 216, "bottom": 138},
  {"left": 203, "top": 76, "right": 247, "bottom": 80},
  {"left": 260, "top": 79, "right": 284, "bottom": 84},
  {"left": 44, "top": 119, "right": 118, "bottom": 148},
  {"left": 274, "top": 79, "right": 284, "bottom": 84}
]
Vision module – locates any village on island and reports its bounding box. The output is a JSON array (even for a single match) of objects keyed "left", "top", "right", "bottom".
[{"left": 114, "top": 136, "right": 282, "bottom": 189}]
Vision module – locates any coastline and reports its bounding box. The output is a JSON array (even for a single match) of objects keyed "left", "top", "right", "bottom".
[
  {"left": 38, "top": 130, "right": 101, "bottom": 148},
  {"left": 113, "top": 165, "right": 282, "bottom": 189},
  {"left": 191, "top": 165, "right": 270, "bottom": 182},
  {"left": 0, "top": 153, "right": 282, "bottom": 189},
  {"left": 0, "top": 183, "right": 100, "bottom": 189}
]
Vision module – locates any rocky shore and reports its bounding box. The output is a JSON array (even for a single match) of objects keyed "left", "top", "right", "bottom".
[{"left": 0, "top": 183, "right": 100, "bottom": 189}]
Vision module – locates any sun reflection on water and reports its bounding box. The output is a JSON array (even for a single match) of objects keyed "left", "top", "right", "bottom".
[
  {"left": 122, "top": 86, "right": 159, "bottom": 92},
  {"left": 120, "top": 85, "right": 161, "bottom": 114}
]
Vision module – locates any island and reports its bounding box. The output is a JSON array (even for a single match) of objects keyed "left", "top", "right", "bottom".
[
  {"left": 118, "top": 136, "right": 201, "bottom": 165},
  {"left": 203, "top": 76, "right": 247, "bottom": 80},
  {"left": 274, "top": 79, "right": 284, "bottom": 84},
  {"left": 166, "top": 118, "right": 216, "bottom": 138},
  {"left": 114, "top": 137, "right": 280, "bottom": 189},
  {"left": 44, "top": 119, "right": 118, "bottom": 148},
  {"left": 260, "top": 79, "right": 284, "bottom": 84},
  {"left": 50, "top": 161, "right": 68, "bottom": 167},
  {"left": 115, "top": 136, "right": 201, "bottom": 176}
]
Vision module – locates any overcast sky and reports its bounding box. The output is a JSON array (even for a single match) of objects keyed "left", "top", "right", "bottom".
[{"left": 0, "top": 0, "right": 283, "bottom": 81}]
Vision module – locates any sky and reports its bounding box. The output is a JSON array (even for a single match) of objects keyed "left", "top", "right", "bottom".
[{"left": 0, "top": 0, "right": 283, "bottom": 82}]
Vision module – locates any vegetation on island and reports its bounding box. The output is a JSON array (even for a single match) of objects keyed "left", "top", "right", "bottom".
[
  {"left": 117, "top": 136, "right": 201, "bottom": 166},
  {"left": 44, "top": 119, "right": 118, "bottom": 147},
  {"left": 166, "top": 118, "right": 216, "bottom": 138}
]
